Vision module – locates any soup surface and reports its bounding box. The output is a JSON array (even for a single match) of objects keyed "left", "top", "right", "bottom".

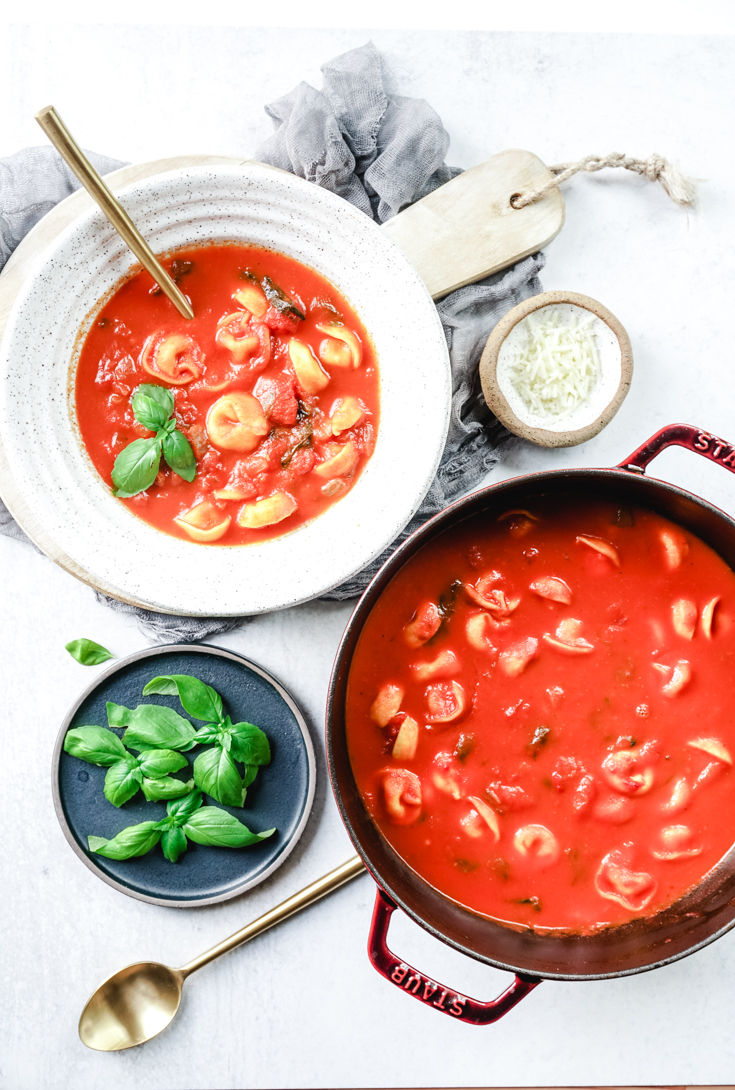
[
  {"left": 76, "top": 245, "right": 378, "bottom": 545},
  {"left": 346, "top": 498, "right": 735, "bottom": 932}
]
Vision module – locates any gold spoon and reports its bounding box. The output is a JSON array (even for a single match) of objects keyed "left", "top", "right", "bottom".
[
  {"left": 79, "top": 854, "right": 366, "bottom": 1051},
  {"left": 34, "top": 105, "right": 194, "bottom": 320}
]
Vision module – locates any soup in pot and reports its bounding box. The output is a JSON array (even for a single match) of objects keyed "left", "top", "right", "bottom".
[{"left": 346, "top": 498, "right": 735, "bottom": 932}]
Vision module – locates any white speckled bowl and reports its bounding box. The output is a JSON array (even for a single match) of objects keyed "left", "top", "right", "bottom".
[{"left": 0, "top": 164, "right": 450, "bottom": 616}]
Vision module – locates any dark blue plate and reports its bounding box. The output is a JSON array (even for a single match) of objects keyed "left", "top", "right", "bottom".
[{"left": 52, "top": 644, "right": 315, "bottom": 907}]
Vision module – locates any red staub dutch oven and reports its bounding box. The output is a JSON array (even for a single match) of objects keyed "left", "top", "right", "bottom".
[{"left": 327, "top": 424, "right": 735, "bottom": 1025}]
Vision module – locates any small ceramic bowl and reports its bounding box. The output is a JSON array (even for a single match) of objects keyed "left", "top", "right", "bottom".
[
  {"left": 479, "top": 290, "right": 633, "bottom": 448},
  {"left": 0, "top": 164, "right": 450, "bottom": 615}
]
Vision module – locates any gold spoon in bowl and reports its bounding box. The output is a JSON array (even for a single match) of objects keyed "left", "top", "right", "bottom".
[
  {"left": 79, "top": 855, "right": 365, "bottom": 1051},
  {"left": 34, "top": 106, "right": 194, "bottom": 321}
]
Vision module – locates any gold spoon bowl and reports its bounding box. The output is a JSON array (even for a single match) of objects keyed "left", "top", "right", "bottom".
[
  {"left": 77, "top": 855, "right": 365, "bottom": 1051},
  {"left": 80, "top": 962, "right": 185, "bottom": 1051}
]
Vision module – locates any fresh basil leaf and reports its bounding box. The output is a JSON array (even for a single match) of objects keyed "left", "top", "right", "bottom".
[
  {"left": 167, "top": 788, "right": 203, "bottom": 825},
  {"left": 140, "top": 677, "right": 179, "bottom": 696},
  {"left": 141, "top": 776, "right": 194, "bottom": 802},
  {"left": 121, "top": 704, "right": 198, "bottom": 752},
  {"left": 161, "top": 826, "right": 188, "bottom": 863},
  {"left": 104, "top": 756, "right": 144, "bottom": 807},
  {"left": 106, "top": 701, "right": 132, "bottom": 727},
  {"left": 63, "top": 725, "right": 127, "bottom": 767},
  {"left": 243, "top": 765, "right": 259, "bottom": 789},
  {"left": 111, "top": 436, "right": 162, "bottom": 498},
  {"left": 137, "top": 749, "right": 189, "bottom": 778},
  {"left": 88, "top": 822, "right": 162, "bottom": 860},
  {"left": 131, "top": 384, "right": 174, "bottom": 431},
  {"left": 137, "top": 382, "right": 174, "bottom": 416},
  {"left": 161, "top": 430, "right": 196, "bottom": 482},
  {"left": 183, "top": 807, "right": 275, "bottom": 848},
  {"left": 194, "top": 723, "right": 220, "bottom": 744},
  {"left": 143, "top": 674, "right": 223, "bottom": 724},
  {"left": 229, "top": 722, "right": 271, "bottom": 766},
  {"left": 65, "top": 638, "right": 114, "bottom": 666},
  {"left": 161, "top": 417, "right": 177, "bottom": 435},
  {"left": 193, "top": 746, "right": 245, "bottom": 807}
]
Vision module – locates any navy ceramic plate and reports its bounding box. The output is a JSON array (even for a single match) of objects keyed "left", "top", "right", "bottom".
[{"left": 52, "top": 644, "right": 315, "bottom": 907}]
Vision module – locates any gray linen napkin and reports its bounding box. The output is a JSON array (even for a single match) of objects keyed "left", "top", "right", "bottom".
[{"left": 0, "top": 42, "right": 544, "bottom": 635}]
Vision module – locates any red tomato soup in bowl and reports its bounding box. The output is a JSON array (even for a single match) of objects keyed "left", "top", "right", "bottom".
[
  {"left": 345, "top": 497, "right": 735, "bottom": 934},
  {"left": 75, "top": 244, "right": 378, "bottom": 545}
]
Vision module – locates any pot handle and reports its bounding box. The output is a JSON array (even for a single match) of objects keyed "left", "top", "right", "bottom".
[
  {"left": 620, "top": 423, "right": 735, "bottom": 476},
  {"left": 367, "top": 886, "right": 541, "bottom": 1024}
]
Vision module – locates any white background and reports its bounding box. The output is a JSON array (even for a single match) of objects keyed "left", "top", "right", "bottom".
[{"left": 3, "top": 7, "right": 735, "bottom": 1089}]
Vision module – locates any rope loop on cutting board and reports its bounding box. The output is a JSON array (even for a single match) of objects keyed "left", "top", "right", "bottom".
[{"left": 511, "top": 152, "right": 698, "bottom": 210}]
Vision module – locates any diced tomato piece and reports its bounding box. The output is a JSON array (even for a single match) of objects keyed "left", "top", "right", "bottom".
[
  {"left": 253, "top": 374, "right": 299, "bottom": 427},
  {"left": 289, "top": 448, "right": 316, "bottom": 476},
  {"left": 187, "top": 423, "right": 209, "bottom": 459},
  {"left": 550, "top": 756, "right": 584, "bottom": 792},
  {"left": 262, "top": 305, "right": 301, "bottom": 334}
]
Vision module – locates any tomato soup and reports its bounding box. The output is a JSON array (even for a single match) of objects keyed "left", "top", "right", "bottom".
[
  {"left": 75, "top": 245, "right": 379, "bottom": 545},
  {"left": 346, "top": 498, "right": 735, "bottom": 933}
]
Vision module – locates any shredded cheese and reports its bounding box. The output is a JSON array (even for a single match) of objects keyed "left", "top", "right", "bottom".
[{"left": 506, "top": 308, "right": 601, "bottom": 420}]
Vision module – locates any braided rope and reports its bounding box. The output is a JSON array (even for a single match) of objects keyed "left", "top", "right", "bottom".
[{"left": 511, "top": 152, "right": 698, "bottom": 210}]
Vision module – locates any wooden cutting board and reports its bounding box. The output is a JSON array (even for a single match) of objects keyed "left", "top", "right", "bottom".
[
  {"left": 0, "top": 150, "right": 564, "bottom": 610},
  {"left": 382, "top": 147, "right": 564, "bottom": 298}
]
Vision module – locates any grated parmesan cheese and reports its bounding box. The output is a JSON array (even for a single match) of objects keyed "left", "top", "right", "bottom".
[{"left": 506, "top": 307, "right": 601, "bottom": 421}]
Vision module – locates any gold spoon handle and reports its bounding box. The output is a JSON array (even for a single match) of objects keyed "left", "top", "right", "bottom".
[
  {"left": 179, "top": 854, "right": 367, "bottom": 977},
  {"left": 34, "top": 105, "right": 194, "bottom": 320}
]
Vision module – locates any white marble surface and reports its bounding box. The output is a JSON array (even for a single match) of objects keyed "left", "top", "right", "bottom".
[{"left": 3, "top": 25, "right": 735, "bottom": 1090}]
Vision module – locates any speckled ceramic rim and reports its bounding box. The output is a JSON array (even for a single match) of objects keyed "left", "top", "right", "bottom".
[
  {"left": 0, "top": 164, "right": 450, "bottom": 615},
  {"left": 51, "top": 644, "right": 316, "bottom": 908},
  {"left": 479, "top": 289, "right": 634, "bottom": 448}
]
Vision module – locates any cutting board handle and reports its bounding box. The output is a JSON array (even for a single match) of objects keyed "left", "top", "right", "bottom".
[{"left": 380, "top": 149, "right": 564, "bottom": 300}]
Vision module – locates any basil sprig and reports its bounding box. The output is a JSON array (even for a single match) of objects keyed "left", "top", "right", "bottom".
[
  {"left": 88, "top": 823, "right": 163, "bottom": 861},
  {"left": 191, "top": 744, "right": 246, "bottom": 808},
  {"left": 63, "top": 725, "right": 194, "bottom": 807},
  {"left": 144, "top": 674, "right": 223, "bottom": 723},
  {"left": 143, "top": 675, "right": 271, "bottom": 806},
  {"left": 65, "top": 639, "right": 114, "bottom": 665},
  {"left": 88, "top": 790, "right": 275, "bottom": 863},
  {"left": 63, "top": 725, "right": 127, "bottom": 766},
  {"left": 63, "top": 671, "right": 276, "bottom": 863},
  {"left": 111, "top": 384, "right": 196, "bottom": 498},
  {"left": 106, "top": 701, "right": 198, "bottom": 752}
]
